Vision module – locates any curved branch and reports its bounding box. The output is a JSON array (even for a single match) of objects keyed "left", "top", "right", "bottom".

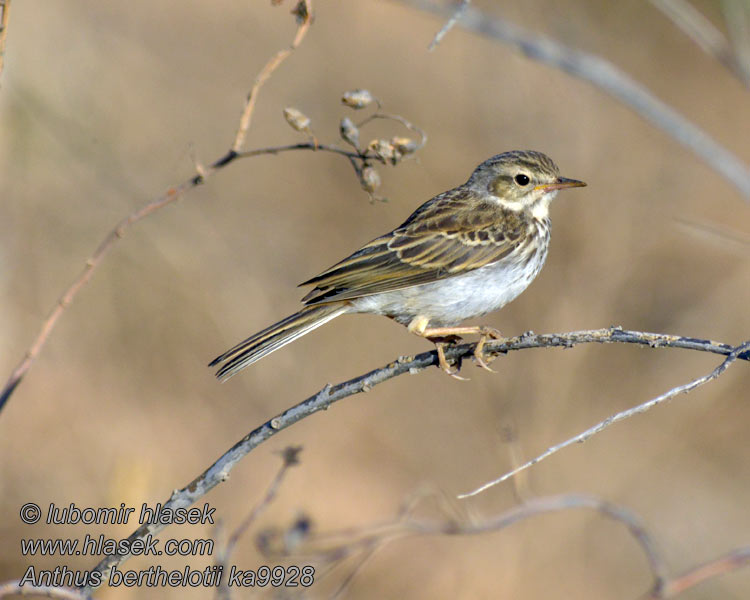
[
  {"left": 402, "top": 0, "right": 750, "bottom": 199},
  {"left": 81, "top": 329, "right": 749, "bottom": 592},
  {"left": 0, "top": 3, "right": 319, "bottom": 413},
  {"left": 0, "top": 142, "right": 363, "bottom": 413},
  {"left": 460, "top": 338, "right": 750, "bottom": 498}
]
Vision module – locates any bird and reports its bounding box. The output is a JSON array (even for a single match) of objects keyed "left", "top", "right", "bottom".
[{"left": 210, "top": 150, "right": 585, "bottom": 380}]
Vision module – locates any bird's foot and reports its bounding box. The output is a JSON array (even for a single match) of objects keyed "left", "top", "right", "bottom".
[
  {"left": 435, "top": 342, "right": 469, "bottom": 380},
  {"left": 473, "top": 327, "right": 503, "bottom": 372},
  {"left": 418, "top": 325, "right": 503, "bottom": 378}
]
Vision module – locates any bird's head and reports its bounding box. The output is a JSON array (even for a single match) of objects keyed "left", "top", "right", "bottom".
[{"left": 470, "top": 150, "right": 586, "bottom": 219}]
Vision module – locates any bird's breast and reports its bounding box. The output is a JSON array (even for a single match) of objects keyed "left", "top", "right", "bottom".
[{"left": 351, "top": 231, "right": 549, "bottom": 327}]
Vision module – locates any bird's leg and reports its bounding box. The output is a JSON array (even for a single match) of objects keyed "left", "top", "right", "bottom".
[
  {"left": 410, "top": 320, "right": 503, "bottom": 374},
  {"left": 407, "top": 316, "right": 467, "bottom": 379}
]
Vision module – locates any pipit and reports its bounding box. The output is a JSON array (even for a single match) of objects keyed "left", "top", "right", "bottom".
[{"left": 210, "top": 150, "right": 585, "bottom": 380}]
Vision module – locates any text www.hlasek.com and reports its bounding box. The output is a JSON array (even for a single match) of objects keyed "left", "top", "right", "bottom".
[{"left": 21, "top": 534, "right": 211, "bottom": 557}]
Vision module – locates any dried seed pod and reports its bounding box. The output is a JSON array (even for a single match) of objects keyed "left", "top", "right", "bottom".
[
  {"left": 391, "top": 136, "right": 418, "bottom": 156},
  {"left": 339, "top": 117, "right": 360, "bottom": 148},
  {"left": 368, "top": 139, "right": 395, "bottom": 164},
  {"left": 360, "top": 166, "right": 381, "bottom": 193},
  {"left": 341, "top": 89, "right": 376, "bottom": 109},
  {"left": 283, "top": 107, "right": 311, "bottom": 133}
]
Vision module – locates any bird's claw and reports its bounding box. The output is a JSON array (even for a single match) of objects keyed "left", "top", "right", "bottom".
[
  {"left": 473, "top": 327, "right": 503, "bottom": 372},
  {"left": 437, "top": 344, "right": 469, "bottom": 381}
]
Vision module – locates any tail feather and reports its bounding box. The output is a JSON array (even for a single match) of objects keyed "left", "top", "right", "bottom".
[{"left": 210, "top": 304, "right": 348, "bottom": 381}]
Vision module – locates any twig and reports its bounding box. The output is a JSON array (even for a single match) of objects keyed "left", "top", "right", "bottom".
[
  {"left": 214, "top": 446, "right": 301, "bottom": 600},
  {"left": 0, "top": 4, "right": 315, "bottom": 413},
  {"left": 227, "top": 447, "right": 300, "bottom": 553},
  {"left": 653, "top": 546, "right": 750, "bottom": 597},
  {"left": 459, "top": 339, "right": 750, "bottom": 498},
  {"left": 238, "top": 141, "right": 362, "bottom": 161},
  {"left": 427, "top": 0, "right": 470, "bottom": 50},
  {"left": 722, "top": 0, "right": 750, "bottom": 85},
  {"left": 272, "top": 492, "right": 750, "bottom": 597},
  {"left": 233, "top": 0, "right": 312, "bottom": 152},
  {"left": 294, "top": 494, "right": 669, "bottom": 595},
  {"left": 402, "top": 0, "right": 750, "bottom": 199},
  {"left": 355, "top": 112, "right": 428, "bottom": 149},
  {"left": 0, "top": 0, "right": 10, "bottom": 84},
  {"left": 80, "top": 328, "right": 748, "bottom": 592},
  {"left": 0, "top": 581, "right": 89, "bottom": 599},
  {"left": 650, "top": 0, "right": 749, "bottom": 85}
]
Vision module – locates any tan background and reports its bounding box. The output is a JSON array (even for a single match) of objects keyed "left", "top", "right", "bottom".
[{"left": 1, "top": 0, "right": 749, "bottom": 598}]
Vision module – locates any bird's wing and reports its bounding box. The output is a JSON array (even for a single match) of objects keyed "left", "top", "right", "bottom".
[{"left": 300, "top": 188, "right": 530, "bottom": 304}]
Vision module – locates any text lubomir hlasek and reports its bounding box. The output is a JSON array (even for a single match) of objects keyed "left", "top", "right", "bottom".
[{"left": 45, "top": 502, "right": 215, "bottom": 525}]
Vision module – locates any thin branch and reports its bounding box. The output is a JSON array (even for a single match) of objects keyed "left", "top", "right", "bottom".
[
  {"left": 237, "top": 141, "right": 362, "bottom": 161},
  {"left": 214, "top": 446, "right": 301, "bottom": 600},
  {"left": 459, "top": 339, "right": 750, "bottom": 498},
  {"left": 226, "top": 447, "right": 300, "bottom": 552},
  {"left": 0, "top": 0, "right": 10, "bottom": 84},
  {"left": 0, "top": 5, "right": 314, "bottom": 413},
  {"left": 401, "top": 0, "right": 750, "bottom": 199},
  {"left": 233, "top": 0, "right": 312, "bottom": 152},
  {"left": 722, "top": 0, "right": 750, "bottom": 85},
  {"left": 355, "top": 112, "right": 428, "bottom": 150},
  {"left": 292, "top": 494, "right": 669, "bottom": 595},
  {"left": 650, "top": 0, "right": 749, "bottom": 85},
  {"left": 0, "top": 581, "right": 89, "bottom": 599},
  {"left": 654, "top": 546, "right": 750, "bottom": 598},
  {"left": 81, "top": 329, "right": 748, "bottom": 592},
  {"left": 272, "top": 491, "right": 750, "bottom": 598},
  {"left": 427, "top": 0, "right": 470, "bottom": 50}
]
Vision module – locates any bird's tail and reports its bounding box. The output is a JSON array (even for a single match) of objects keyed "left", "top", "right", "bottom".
[{"left": 209, "top": 304, "right": 348, "bottom": 381}]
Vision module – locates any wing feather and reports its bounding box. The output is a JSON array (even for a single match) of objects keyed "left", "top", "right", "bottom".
[{"left": 300, "top": 187, "right": 531, "bottom": 305}]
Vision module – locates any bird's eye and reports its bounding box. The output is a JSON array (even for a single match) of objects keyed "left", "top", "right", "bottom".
[{"left": 514, "top": 174, "right": 530, "bottom": 186}]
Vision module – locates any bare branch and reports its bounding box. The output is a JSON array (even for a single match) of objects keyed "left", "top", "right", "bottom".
[
  {"left": 402, "top": 0, "right": 750, "bottom": 199},
  {"left": 269, "top": 491, "right": 750, "bottom": 597},
  {"left": 0, "top": 4, "right": 315, "bottom": 412},
  {"left": 80, "top": 329, "right": 748, "bottom": 592},
  {"left": 650, "top": 0, "right": 749, "bottom": 85},
  {"left": 227, "top": 446, "right": 301, "bottom": 553},
  {"left": 233, "top": 0, "right": 313, "bottom": 152},
  {"left": 427, "top": 0, "right": 470, "bottom": 50},
  {"left": 292, "top": 493, "right": 669, "bottom": 595},
  {"left": 355, "top": 112, "right": 428, "bottom": 150},
  {"left": 0, "top": 580, "right": 89, "bottom": 599},
  {"left": 214, "top": 447, "right": 301, "bottom": 600},
  {"left": 460, "top": 340, "right": 750, "bottom": 498},
  {"left": 237, "top": 141, "right": 362, "bottom": 161},
  {"left": 653, "top": 546, "right": 750, "bottom": 598},
  {"left": 722, "top": 0, "right": 750, "bottom": 84}
]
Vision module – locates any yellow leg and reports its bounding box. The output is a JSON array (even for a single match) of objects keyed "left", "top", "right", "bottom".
[{"left": 407, "top": 317, "right": 503, "bottom": 378}]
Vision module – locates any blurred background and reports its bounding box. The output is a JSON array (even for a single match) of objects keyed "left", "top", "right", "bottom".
[{"left": 1, "top": 0, "right": 749, "bottom": 598}]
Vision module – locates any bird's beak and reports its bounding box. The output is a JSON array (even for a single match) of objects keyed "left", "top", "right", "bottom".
[{"left": 535, "top": 177, "right": 587, "bottom": 193}]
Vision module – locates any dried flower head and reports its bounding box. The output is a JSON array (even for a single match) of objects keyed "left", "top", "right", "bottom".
[
  {"left": 339, "top": 117, "right": 360, "bottom": 149},
  {"left": 391, "top": 136, "right": 418, "bottom": 157},
  {"left": 360, "top": 165, "right": 381, "bottom": 193},
  {"left": 283, "top": 107, "right": 312, "bottom": 134},
  {"left": 368, "top": 139, "right": 397, "bottom": 164},
  {"left": 342, "top": 89, "right": 376, "bottom": 109}
]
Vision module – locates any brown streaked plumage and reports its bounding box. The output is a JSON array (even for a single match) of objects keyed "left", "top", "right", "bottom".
[{"left": 210, "top": 150, "right": 585, "bottom": 380}]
